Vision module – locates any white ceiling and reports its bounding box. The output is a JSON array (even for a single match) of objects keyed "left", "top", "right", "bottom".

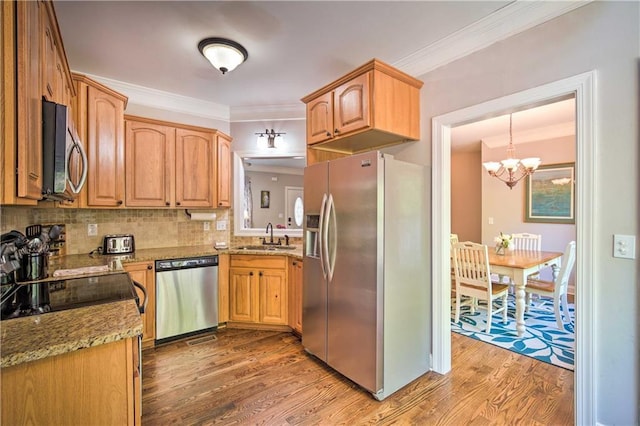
[
  {"left": 451, "top": 97, "right": 576, "bottom": 152},
  {"left": 53, "top": 0, "right": 583, "bottom": 135},
  {"left": 54, "top": 1, "right": 510, "bottom": 112}
]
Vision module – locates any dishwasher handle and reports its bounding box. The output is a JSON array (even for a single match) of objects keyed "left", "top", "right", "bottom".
[{"left": 132, "top": 281, "right": 148, "bottom": 314}]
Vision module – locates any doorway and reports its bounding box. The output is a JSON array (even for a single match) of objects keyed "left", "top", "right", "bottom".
[
  {"left": 431, "top": 72, "right": 596, "bottom": 422},
  {"left": 285, "top": 186, "right": 303, "bottom": 230}
]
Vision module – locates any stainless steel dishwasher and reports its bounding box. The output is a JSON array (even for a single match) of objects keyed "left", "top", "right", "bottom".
[{"left": 155, "top": 255, "right": 218, "bottom": 343}]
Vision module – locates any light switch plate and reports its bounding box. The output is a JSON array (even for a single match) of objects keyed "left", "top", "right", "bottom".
[
  {"left": 203, "top": 222, "right": 210, "bottom": 231},
  {"left": 88, "top": 223, "right": 98, "bottom": 236},
  {"left": 613, "top": 234, "right": 636, "bottom": 259}
]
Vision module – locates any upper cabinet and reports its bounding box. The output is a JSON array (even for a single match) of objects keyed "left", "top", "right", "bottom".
[
  {"left": 2, "top": 0, "right": 75, "bottom": 204},
  {"left": 301, "top": 59, "right": 423, "bottom": 155},
  {"left": 215, "top": 133, "right": 232, "bottom": 208},
  {"left": 125, "top": 116, "right": 232, "bottom": 209},
  {"left": 73, "top": 74, "right": 128, "bottom": 208}
]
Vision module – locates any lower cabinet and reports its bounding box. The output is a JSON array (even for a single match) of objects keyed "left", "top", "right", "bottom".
[
  {"left": 124, "top": 261, "right": 155, "bottom": 348},
  {"left": 1, "top": 337, "right": 141, "bottom": 425},
  {"left": 288, "top": 258, "right": 303, "bottom": 335},
  {"left": 229, "top": 255, "right": 288, "bottom": 326}
]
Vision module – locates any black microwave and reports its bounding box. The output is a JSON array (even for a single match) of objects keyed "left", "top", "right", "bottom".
[{"left": 42, "top": 99, "right": 87, "bottom": 202}]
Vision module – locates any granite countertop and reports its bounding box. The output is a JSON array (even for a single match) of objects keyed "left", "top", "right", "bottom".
[
  {"left": 1, "top": 244, "right": 303, "bottom": 368},
  {"left": 1, "top": 300, "right": 142, "bottom": 368}
]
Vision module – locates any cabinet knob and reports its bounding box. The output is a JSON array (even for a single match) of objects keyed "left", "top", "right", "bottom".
[
  {"left": 259, "top": 271, "right": 263, "bottom": 277},
  {"left": 176, "top": 202, "right": 181, "bottom": 206},
  {"left": 249, "top": 272, "right": 254, "bottom": 276},
  {"left": 147, "top": 265, "right": 152, "bottom": 270},
  {"left": 117, "top": 200, "right": 123, "bottom": 205},
  {"left": 326, "top": 131, "right": 331, "bottom": 137},
  {"left": 334, "top": 129, "right": 340, "bottom": 134},
  {"left": 292, "top": 261, "right": 297, "bottom": 266},
  {"left": 165, "top": 202, "right": 170, "bottom": 206}
]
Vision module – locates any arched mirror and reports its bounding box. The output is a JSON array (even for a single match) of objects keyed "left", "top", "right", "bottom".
[{"left": 233, "top": 152, "right": 305, "bottom": 238}]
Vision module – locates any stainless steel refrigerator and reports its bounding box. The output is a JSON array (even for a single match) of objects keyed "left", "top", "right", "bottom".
[{"left": 302, "top": 150, "right": 430, "bottom": 401}]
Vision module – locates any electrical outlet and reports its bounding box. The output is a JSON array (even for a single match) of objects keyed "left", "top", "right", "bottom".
[
  {"left": 488, "top": 217, "right": 494, "bottom": 225},
  {"left": 88, "top": 223, "right": 98, "bottom": 236},
  {"left": 203, "top": 222, "right": 210, "bottom": 231},
  {"left": 216, "top": 220, "right": 226, "bottom": 231},
  {"left": 613, "top": 234, "right": 636, "bottom": 259}
]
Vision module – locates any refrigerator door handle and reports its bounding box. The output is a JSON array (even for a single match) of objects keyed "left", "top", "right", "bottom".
[
  {"left": 318, "top": 193, "right": 328, "bottom": 279},
  {"left": 326, "top": 193, "right": 337, "bottom": 282}
]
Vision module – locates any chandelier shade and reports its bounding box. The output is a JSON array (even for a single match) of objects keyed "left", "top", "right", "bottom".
[
  {"left": 198, "top": 38, "right": 248, "bottom": 74},
  {"left": 482, "top": 114, "right": 541, "bottom": 189}
]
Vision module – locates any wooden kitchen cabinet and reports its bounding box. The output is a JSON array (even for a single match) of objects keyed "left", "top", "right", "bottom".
[
  {"left": 125, "top": 119, "right": 175, "bottom": 207},
  {"left": 216, "top": 133, "right": 232, "bottom": 207},
  {"left": 73, "top": 73, "right": 128, "bottom": 208},
  {"left": 288, "top": 258, "right": 303, "bottom": 335},
  {"left": 301, "top": 59, "right": 423, "bottom": 155},
  {"left": 1, "top": 337, "right": 140, "bottom": 425},
  {"left": 3, "top": 0, "right": 76, "bottom": 204},
  {"left": 14, "top": 0, "right": 42, "bottom": 202},
  {"left": 229, "top": 255, "right": 288, "bottom": 327},
  {"left": 124, "top": 115, "right": 232, "bottom": 208},
  {"left": 124, "top": 261, "right": 156, "bottom": 348},
  {"left": 175, "top": 128, "right": 215, "bottom": 208}
]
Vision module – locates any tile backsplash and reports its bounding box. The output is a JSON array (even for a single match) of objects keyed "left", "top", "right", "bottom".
[{"left": 1, "top": 206, "right": 231, "bottom": 255}]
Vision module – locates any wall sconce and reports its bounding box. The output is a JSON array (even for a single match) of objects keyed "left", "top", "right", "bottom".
[
  {"left": 198, "top": 37, "right": 248, "bottom": 75},
  {"left": 255, "top": 129, "right": 285, "bottom": 149}
]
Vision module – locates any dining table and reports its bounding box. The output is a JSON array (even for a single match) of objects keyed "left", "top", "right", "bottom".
[{"left": 488, "top": 249, "right": 564, "bottom": 337}]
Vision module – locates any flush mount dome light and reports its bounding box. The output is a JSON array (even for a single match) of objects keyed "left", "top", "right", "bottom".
[{"left": 198, "top": 37, "right": 248, "bottom": 75}]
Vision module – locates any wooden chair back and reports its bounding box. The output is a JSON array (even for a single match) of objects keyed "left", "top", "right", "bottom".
[
  {"left": 554, "top": 241, "right": 576, "bottom": 298},
  {"left": 512, "top": 233, "right": 542, "bottom": 251},
  {"left": 452, "top": 241, "right": 492, "bottom": 294}
]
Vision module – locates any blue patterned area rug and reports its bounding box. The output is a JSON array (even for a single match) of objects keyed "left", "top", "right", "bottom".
[{"left": 451, "top": 295, "right": 575, "bottom": 370}]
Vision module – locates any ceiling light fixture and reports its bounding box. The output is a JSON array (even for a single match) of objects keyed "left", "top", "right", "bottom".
[
  {"left": 482, "top": 114, "right": 541, "bottom": 189},
  {"left": 198, "top": 37, "right": 248, "bottom": 75},
  {"left": 256, "top": 129, "right": 285, "bottom": 149}
]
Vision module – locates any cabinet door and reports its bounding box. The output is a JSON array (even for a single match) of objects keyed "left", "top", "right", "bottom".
[
  {"left": 333, "top": 72, "right": 370, "bottom": 137},
  {"left": 86, "top": 85, "right": 125, "bottom": 207},
  {"left": 216, "top": 134, "right": 232, "bottom": 207},
  {"left": 53, "top": 42, "right": 66, "bottom": 104},
  {"left": 259, "top": 268, "right": 287, "bottom": 325},
  {"left": 175, "top": 128, "right": 214, "bottom": 208},
  {"left": 41, "top": 4, "right": 55, "bottom": 101},
  {"left": 288, "top": 259, "right": 303, "bottom": 334},
  {"left": 124, "top": 261, "right": 155, "bottom": 348},
  {"left": 306, "top": 91, "right": 333, "bottom": 145},
  {"left": 16, "top": 0, "right": 42, "bottom": 200},
  {"left": 229, "top": 267, "right": 257, "bottom": 323},
  {"left": 125, "top": 120, "right": 175, "bottom": 207}
]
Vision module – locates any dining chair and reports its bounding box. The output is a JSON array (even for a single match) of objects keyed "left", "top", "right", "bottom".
[
  {"left": 452, "top": 241, "right": 509, "bottom": 333},
  {"left": 512, "top": 233, "right": 542, "bottom": 251},
  {"left": 525, "top": 241, "right": 576, "bottom": 329}
]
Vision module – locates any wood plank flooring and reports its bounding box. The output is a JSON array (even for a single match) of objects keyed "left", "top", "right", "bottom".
[{"left": 142, "top": 328, "right": 573, "bottom": 425}]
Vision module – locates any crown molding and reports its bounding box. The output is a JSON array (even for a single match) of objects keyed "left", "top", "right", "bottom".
[
  {"left": 77, "top": 72, "right": 230, "bottom": 122},
  {"left": 393, "top": 0, "right": 592, "bottom": 77}
]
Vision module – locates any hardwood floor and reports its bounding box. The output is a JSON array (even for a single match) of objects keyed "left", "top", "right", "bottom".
[{"left": 142, "top": 329, "right": 573, "bottom": 425}]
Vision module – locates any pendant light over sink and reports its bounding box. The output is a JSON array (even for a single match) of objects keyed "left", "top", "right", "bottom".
[{"left": 198, "top": 37, "right": 248, "bottom": 75}]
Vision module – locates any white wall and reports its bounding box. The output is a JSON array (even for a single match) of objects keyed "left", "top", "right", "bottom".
[{"left": 386, "top": 2, "right": 639, "bottom": 423}]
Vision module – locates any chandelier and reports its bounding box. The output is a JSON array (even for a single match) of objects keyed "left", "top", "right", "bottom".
[{"left": 482, "top": 114, "right": 541, "bottom": 189}]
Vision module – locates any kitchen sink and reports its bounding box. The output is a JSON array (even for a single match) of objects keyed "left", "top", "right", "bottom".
[{"left": 234, "top": 245, "right": 296, "bottom": 251}]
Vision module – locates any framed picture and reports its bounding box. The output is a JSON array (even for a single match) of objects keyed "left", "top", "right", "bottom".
[
  {"left": 260, "top": 190, "right": 270, "bottom": 208},
  {"left": 525, "top": 162, "right": 575, "bottom": 224}
]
